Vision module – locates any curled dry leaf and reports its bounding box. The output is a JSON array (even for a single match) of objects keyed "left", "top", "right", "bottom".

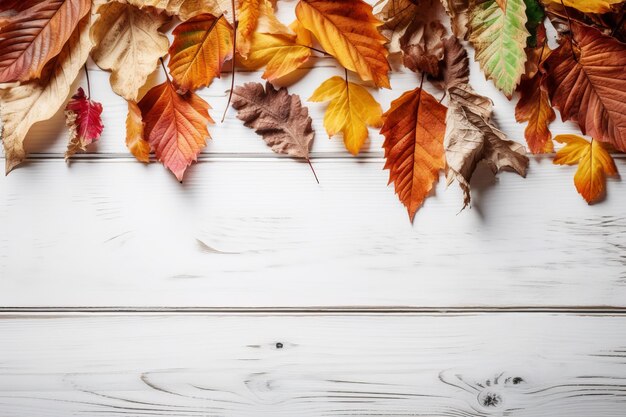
[
  {"left": 296, "top": 0, "right": 391, "bottom": 88},
  {"left": 431, "top": 35, "right": 470, "bottom": 91},
  {"left": 468, "top": 0, "right": 529, "bottom": 97},
  {"left": 64, "top": 87, "right": 104, "bottom": 159},
  {"left": 545, "top": 22, "right": 626, "bottom": 152},
  {"left": 0, "top": 17, "right": 92, "bottom": 174},
  {"left": 381, "top": 87, "right": 447, "bottom": 221},
  {"left": 400, "top": 18, "right": 447, "bottom": 76},
  {"left": 168, "top": 13, "right": 234, "bottom": 92},
  {"left": 309, "top": 76, "right": 383, "bottom": 155},
  {"left": 138, "top": 80, "right": 213, "bottom": 181},
  {"left": 553, "top": 135, "right": 618, "bottom": 204},
  {"left": 238, "top": 21, "right": 313, "bottom": 81},
  {"left": 445, "top": 84, "right": 529, "bottom": 208},
  {"left": 0, "top": 0, "right": 91, "bottom": 83},
  {"left": 126, "top": 100, "right": 150, "bottom": 163},
  {"left": 374, "top": 0, "right": 419, "bottom": 54},
  {"left": 90, "top": 1, "right": 170, "bottom": 101},
  {"left": 440, "top": 0, "right": 469, "bottom": 38},
  {"left": 231, "top": 82, "right": 314, "bottom": 160}
]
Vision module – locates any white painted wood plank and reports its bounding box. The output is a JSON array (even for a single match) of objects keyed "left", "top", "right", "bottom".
[
  {"left": 2, "top": 158, "right": 625, "bottom": 308},
  {"left": 1, "top": 313, "right": 626, "bottom": 416}
]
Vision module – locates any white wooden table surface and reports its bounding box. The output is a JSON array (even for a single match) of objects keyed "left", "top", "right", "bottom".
[{"left": 2, "top": 3, "right": 626, "bottom": 416}]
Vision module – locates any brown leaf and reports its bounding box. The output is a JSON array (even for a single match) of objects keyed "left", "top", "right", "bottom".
[
  {"left": 440, "top": 0, "right": 469, "bottom": 38},
  {"left": 231, "top": 82, "right": 314, "bottom": 159},
  {"left": 400, "top": 18, "right": 447, "bottom": 76},
  {"left": 431, "top": 35, "right": 469, "bottom": 91},
  {"left": 374, "top": 0, "right": 419, "bottom": 53},
  {"left": 445, "top": 84, "right": 529, "bottom": 207}
]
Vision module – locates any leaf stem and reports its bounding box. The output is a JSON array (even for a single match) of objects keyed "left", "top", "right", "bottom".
[
  {"left": 306, "top": 157, "right": 320, "bottom": 184},
  {"left": 559, "top": 0, "right": 579, "bottom": 63},
  {"left": 221, "top": 0, "right": 237, "bottom": 123},
  {"left": 302, "top": 45, "right": 329, "bottom": 56},
  {"left": 160, "top": 57, "right": 171, "bottom": 83},
  {"left": 84, "top": 64, "right": 91, "bottom": 99}
]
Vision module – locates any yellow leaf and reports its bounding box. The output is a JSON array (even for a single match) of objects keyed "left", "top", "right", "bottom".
[
  {"left": 296, "top": 0, "right": 390, "bottom": 88},
  {"left": 126, "top": 0, "right": 230, "bottom": 21},
  {"left": 126, "top": 100, "right": 151, "bottom": 163},
  {"left": 554, "top": 135, "right": 618, "bottom": 203},
  {"left": 239, "top": 21, "right": 312, "bottom": 81},
  {"left": 541, "top": 0, "right": 624, "bottom": 13},
  {"left": 310, "top": 76, "right": 382, "bottom": 155},
  {"left": 237, "top": 0, "right": 291, "bottom": 58}
]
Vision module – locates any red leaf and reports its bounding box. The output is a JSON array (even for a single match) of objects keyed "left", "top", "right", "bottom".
[{"left": 64, "top": 87, "right": 104, "bottom": 159}]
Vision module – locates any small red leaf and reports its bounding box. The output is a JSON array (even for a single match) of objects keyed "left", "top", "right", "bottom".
[{"left": 64, "top": 87, "right": 104, "bottom": 159}]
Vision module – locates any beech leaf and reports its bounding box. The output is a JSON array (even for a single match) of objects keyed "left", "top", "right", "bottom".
[{"left": 64, "top": 87, "right": 104, "bottom": 159}]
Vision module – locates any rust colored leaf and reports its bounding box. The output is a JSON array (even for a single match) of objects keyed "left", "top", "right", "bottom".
[
  {"left": 515, "top": 73, "right": 555, "bottom": 153},
  {"left": 381, "top": 87, "right": 447, "bottom": 221},
  {"left": 138, "top": 80, "right": 213, "bottom": 181},
  {"left": 64, "top": 87, "right": 104, "bottom": 159}
]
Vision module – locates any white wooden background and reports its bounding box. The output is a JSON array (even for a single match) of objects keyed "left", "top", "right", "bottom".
[{"left": 2, "top": 2, "right": 626, "bottom": 415}]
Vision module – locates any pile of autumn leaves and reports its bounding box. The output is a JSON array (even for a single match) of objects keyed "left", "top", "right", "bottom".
[{"left": 1, "top": 0, "right": 626, "bottom": 220}]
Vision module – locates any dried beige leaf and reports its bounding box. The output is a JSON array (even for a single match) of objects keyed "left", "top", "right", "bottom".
[
  {"left": 440, "top": 0, "right": 469, "bottom": 38},
  {"left": 126, "top": 0, "right": 230, "bottom": 20},
  {"left": 374, "top": 0, "right": 419, "bottom": 53},
  {"left": 0, "top": 17, "right": 92, "bottom": 173},
  {"left": 90, "top": 1, "right": 169, "bottom": 101}
]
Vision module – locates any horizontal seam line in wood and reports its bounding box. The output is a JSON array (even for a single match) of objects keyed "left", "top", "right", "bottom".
[{"left": 2, "top": 307, "right": 626, "bottom": 315}]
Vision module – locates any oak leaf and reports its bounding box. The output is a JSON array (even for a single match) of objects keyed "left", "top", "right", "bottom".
[
  {"left": 541, "top": 0, "right": 624, "bottom": 13},
  {"left": 468, "top": 0, "right": 529, "bottom": 97},
  {"left": 515, "top": 73, "right": 555, "bottom": 153},
  {"left": 553, "top": 135, "right": 618, "bottom": 203},
  {"left": 64, "top": 87, "right": 104, "bottom": 159},
  {"left": 445, "top": 84, "right": 529, "bottom": 207},
  {"left": 381, "top": 87, "right": 447, "bottom": 221},
  {"left": 231, "top": 82, "right": 314, "bottom": 159},
  {"left": 138, "top": 80, "right": 213, "bottom": 181},
  {"left": 0, "top": 17, "right": 92, "bottom": 173},
  {"left": 126, "top": 100, "right": 150, "bottom": 163},
  {"left": 0, "top": 0, "right": 91, "bottom": 83},
  {"left": 309, "top": 76, "right": 383, "bottom": 155},
  {"left": 168, "top": 13, "right": 233, "bottom": 92},
  {"left": 545, "top": 22, "right": 626, "bottom": 151},
  {"left": 90, "top": 1, "right": 169, "bottom": 101},
  {"left": 296, "top": 0, "right": 391, "bottom": 88},
  {"left": 238, "top": 21, "right": 313, "bottom": 81}
]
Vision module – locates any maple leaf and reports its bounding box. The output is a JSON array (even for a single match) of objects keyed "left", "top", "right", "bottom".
[
  {"left": 125, "top": 0, "right": 229, "bottom": 20},
  {"left": 0, "top": 0, "right": 91, "bottom": 83},
  {"left": 541, "top": 0, "right": 625, "bottom": 13},
  {"left": 380, "top": 87, "right": 447, "bottom": 221},
  {"left": 138, "top": 80, "right": 213, "bottom": 181},
  {"left": 238, "top": 21, "right": 313, "bottom": 81},
  {"left": 296, "top": 0, "right": 391, "bottom": 88},
  {"left": 0, "top": 17, "right": 92, "bottom": 174},
  {"left": 126, "top": 100, "right": 150, "bottom": 163},
  {"left": 374, "top": 0, "right": 419, "bottom": 54},
  {"left": 515, "top": 73, "right": 555, "bottom": 153},
  {"left": 231, "top": 82, "right": 316, "bottom": 174},
  {"left": 553, "top": 134, "right": 618, "bottom": 203},
  {"left": 545, "top": 22, "right": 626, "bottom": 152},
  {"left": 64, "top": 87, "right": 104, "bottom": 159},
  {"left": 309, "top": 76, "right": 383, "bottom": 155},
  {"left": 468, "top": 0, "right": 529, "bottom": 97},
  {"left": 445, "top": 84, "right": 529, "bottom": 207},
  {"left": 168, "top": 13, "right": 233, "bottom": 92},
  {"left": 90, "top": 1, "right": 170, "bottom": 101}
]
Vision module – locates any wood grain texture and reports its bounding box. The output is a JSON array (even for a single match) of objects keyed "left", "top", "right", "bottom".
[
  {"left": 1, "top": 158, "right": 625, "bottom": 308},
  {"left": 1, "top": 313, "right": 626, "bottom": 416}
]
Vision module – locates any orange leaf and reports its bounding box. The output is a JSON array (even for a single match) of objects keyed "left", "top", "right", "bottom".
[
  {"left": 545, "top": 22, "right": 626, "bottom": 151},
  {"left": 169, "top": 13, "right": 234, "bottom": 92},
  {"left": 138, "top": 80, "right": 213, "bottom": 180},
  {"left": 515, "top": 73, "right": 555, "bottom": 153},
  {"left": 126, "top": 100, "right": 150, "bottom": 163},
  {"left": 0, "top": 0, "right": 91, "bottom": 82},
  {"left": 553, "top": 135, "right": 618, "bottom": 204},
  {"left": 296, "top": 0, "right": 390, "bottom": 88},
  {"left": 237, "top": 0, "right": 261, "bottom": 58},
  {"left": 381, "top": 87, "right": 447, "bottom": 221}
]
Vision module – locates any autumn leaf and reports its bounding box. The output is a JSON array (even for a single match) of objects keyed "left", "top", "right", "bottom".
[
  {"left": 515, "top": 73, "right": 555, "bottom": 153},
  {"left": 309, "top": 76, "right": 382, "bottom": 155},
  {"left": 445, "top": 84, "right": 529, "bottom": 207},
  {"left": 126, "top": 100, "right": 150, "bottom": 163},
  {"left": 374, "top": 0, "right": 419, "bottom": 53},
  {"left": 168, "top": 13, "right": 233, "bottom": 92},
  {"left": 64, "top": 87, "right": 104, "bottom": 159},
  {"left": 468, "top": 0, "right": 529, "bottom": 97},
  {"left": 540, "top": 0, "right": 625, "bottom": 13},
  {"left": 138, "top": 80, "right": 213, "bottom": 181},
  {"left": 441, "top": 0, "right": 470, "bottom": 38},
  {"left": 237, "top": 0, "right": 291, "bottom": 58},
  {"left": 380, "top": 87, "right": 447, "bottom": 221},
  {"left": 400, "top": 18, "right": 447, "bottom": 76},
  {"left": 296, "top": 0, "right": 391, "bottom": 88},
  {"left": 231, "top": 82, "right": 316, "bottom": 178},
  {"left": 125, "top": 0, "right": 229, "bottom": 20},
  {"left": 432, "top": 35, "right": 470, "bottom": 91},
  {"left": 553, "top": 134, "right": 618, "bottom": 203},
  {"left": 0, "top": 0, "right": 90, "bottom": 83},
  {"left": 0, "top": 17, "right": 92, "bottom": 173},
  {"left": 545, "top": 22, "right": 626, "bottom": 152},
  {"left": 90, "top": 1, "right": 169, "bottom": 101},
  {"left": 238, "top": 21, "right": 313, "bottom": 81}
]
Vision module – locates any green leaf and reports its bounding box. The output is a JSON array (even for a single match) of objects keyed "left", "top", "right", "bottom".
[{"left": 469, "top": 0, "right": 530, "bottom": 97}]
